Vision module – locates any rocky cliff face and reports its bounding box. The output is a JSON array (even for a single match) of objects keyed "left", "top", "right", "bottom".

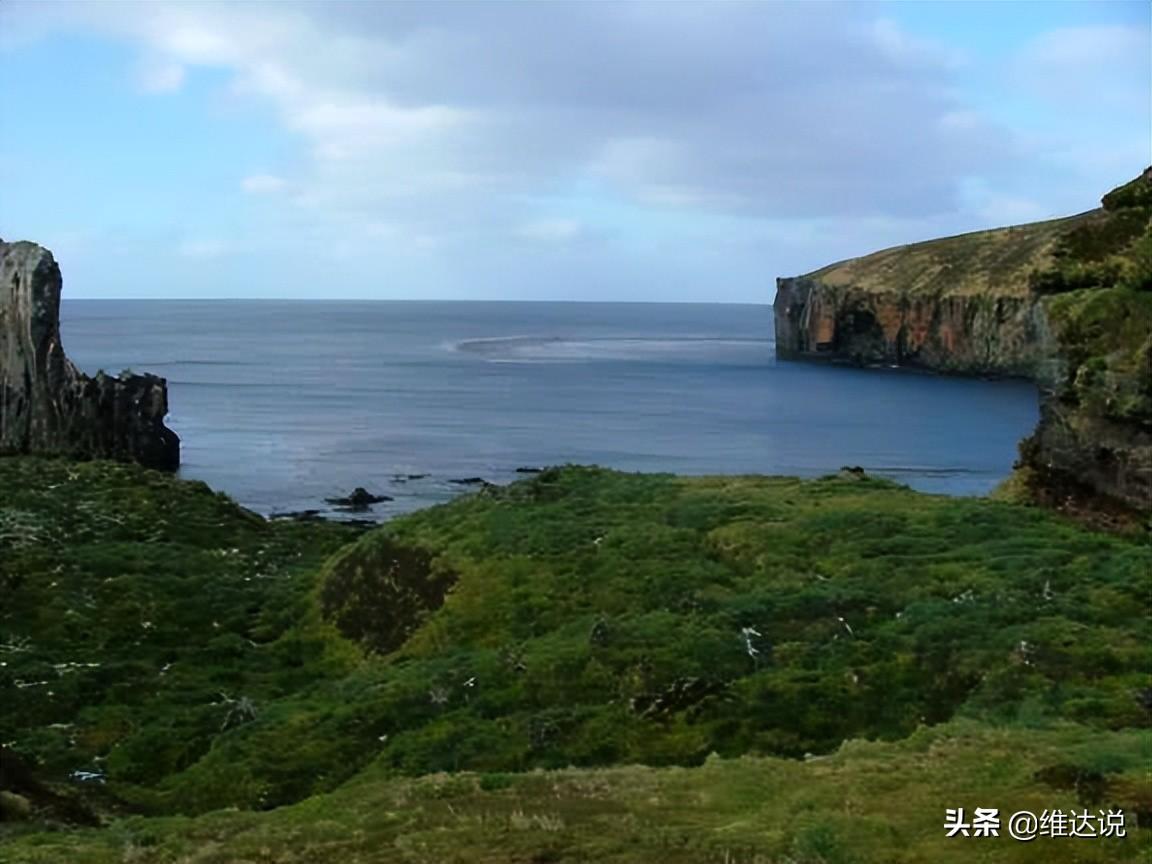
[
  {"left": 1020, "top": 397, "right": 1151, "bottom": 516},
  {"left": 773, "top": 277, "right": 1051, "bottom": 376},
  {"left": 773, "top": 213, "right": 1094, "bottom": 376},
  {"left": 1016, "top": 284, "right": 1152, "bottom": 519},
  {"left": 775, "top": 171, "right": 1151, "bottom": 520},
  {"left": 0, "top": 239, "right": 179, "bottom": 470}
]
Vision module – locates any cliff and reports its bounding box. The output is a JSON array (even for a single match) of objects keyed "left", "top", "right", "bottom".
[
  {"left": 0, "top": 239, "right": 179, "bottom": 470},
  {"left": 775, "top": 170, "right": 1152, "bottom": 519},
  {"left": 1016, "top": 171, "right": 1152, "bottom": 518},
  {"left": 773, "top": 212, "right": 1100, "bottom": 375}
]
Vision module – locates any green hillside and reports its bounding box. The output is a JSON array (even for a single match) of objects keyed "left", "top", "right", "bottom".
[
  {"left": 2, "top": 460, "right": 1149, "bottom": 861},
  {"left": 1032, "top": 170, "right": 1152, "bottom": 421},
  {"left": 804, "top": 212, "right": 1096, "bottom": 299},
  {"left": 798, "top": 168, "right": 1151, "bottom": 303}
]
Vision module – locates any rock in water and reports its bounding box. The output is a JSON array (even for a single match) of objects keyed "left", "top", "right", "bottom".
[
  {"left": 325, "top": 487, "right": 392, "bottom": 510},
  {"left": 0, "top": 239, "right": 179, "bottom": 470}
]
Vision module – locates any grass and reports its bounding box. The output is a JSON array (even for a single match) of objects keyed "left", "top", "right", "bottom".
[
  {"left": 801, "top": 169, "right": 1151, "bottom": 303},
  {"left": 806, "top": 212, "right": 1095, "bottom": 299},
  {"left": 1043, "top": 285, "right": 1152, "bottom": 423},
  {"left": 2, "top": 459, "right": 1149, "bottom": 861},
  {"left": 0, "top": 459, "right": 363, "bottom": 812},
  {"left": 3, "top": 721, "right": 1147, "bottom": 863}
]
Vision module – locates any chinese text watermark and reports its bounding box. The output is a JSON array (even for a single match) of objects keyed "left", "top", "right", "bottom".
[{"left": 945, "top": 807, "right": 1126, "bottom": 841}]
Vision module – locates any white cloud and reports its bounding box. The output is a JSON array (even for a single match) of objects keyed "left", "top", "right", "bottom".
[
  {"left": 7, "top": 1, "right": 1148, "bottom": 299},
  {"left": 178, "top": 238, "right": 226, "bottom": 259},
  {"left": 1022, "top": 25, "right": 1146, "bottom": 68},
  {"left": 241, "top": 174, "right": 286, "bottom": 195},
  {"left": 136, "top": 55, "right": 185, "bottom": 93},
  {"left": 361, "top": 220, "right": 438, "bottom": 250},
  {"left": 30, "top": 1, "right": 1016, "bottom": 230},
  {"left": 1017, "top": 25, "right": 1150, "bottom": 107},
  {"left": 517, "top": 218, "right": 582, "bottom": 242},
  {"left": 870, "top": 17, "right": 965, "bottom": 69}
]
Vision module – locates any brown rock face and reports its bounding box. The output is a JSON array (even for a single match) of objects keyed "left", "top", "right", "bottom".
[
  {"left": 0, "top": 239, "right": 179, "bottom": 470},
  {"left": 773, "top": 277, "right": 1049, "bottom": 376},
  {"left": 771, "top": 212, "right": 1094, "bottom": 376}
]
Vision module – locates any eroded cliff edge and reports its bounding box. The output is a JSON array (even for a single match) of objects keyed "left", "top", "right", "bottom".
[
  {"left": 0, "top": 239, "right": 179, "bottom": 470},
  {"left": 773, "top": 212, "right": 1097, "bottom": 375},
  {"left": 774, "top": 171, "right": 1151, "bottom": 520}
]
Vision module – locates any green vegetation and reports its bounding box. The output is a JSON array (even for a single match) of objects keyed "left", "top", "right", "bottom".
[
  {"left": 0, "top": 459, "right": 362, "bottom": 815},
  {"left": 1045, "top": 288, "right": 1152, "bottom": 423},
  {"left": 2, "top": 459, "right": 1149, "bottom": 861},
  {"left": 1030, "top": 169, "right": 1152, "bottom": 297},
  {"left": 809, "top": 212, "right": 1092, "bottom": 299},
  {"left": 1027, "top": 170, "right": 1152, "bottom": 424},
  {"left": 5, "top": 721, "right": 1147, "bottom": 863},
  {"left": 801, "top": 169, "right": 1151, "bottom": 305}
]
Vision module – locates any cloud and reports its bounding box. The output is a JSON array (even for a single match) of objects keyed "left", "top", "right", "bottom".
[
  {"left": 241, "top": 174, "right": 286, "bottom": 194},
  {"left": 177, "top": 237, "right": 226, "bottom": 259},
  {"left": 517, "top": 218, "right": 583, "bottom": 242},
  {"left": 1021, "top": 25, "right": 1147, "bottom": 72},
  {"left": 7, "top": 1, "right": 1147, "bottom": 300},
  {"left": 136, "top": 55, "right": 185, "bottom": 93},
  {"left": 1016, "top": 25, "right": 1150, "bottom": 108},
  {"left": 869, "top": 17, "right": 965, "bottom": 69},
  {"left": 34, "top": 0, "right": 1017, "bottom": 230}
]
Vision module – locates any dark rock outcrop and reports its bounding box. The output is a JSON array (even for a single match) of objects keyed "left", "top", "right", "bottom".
[
  {"left": 0, "top": 239, "right": 179, "bottom": 470},
  {"left": 1015, "top": 283, "right": 1152, "bottom": 517},
  {"left": 325, "top": 487, "right": 392, "bottom": 510},
  {"left": 1019, "top": 398, "right": 1151, "bottom": 515}
]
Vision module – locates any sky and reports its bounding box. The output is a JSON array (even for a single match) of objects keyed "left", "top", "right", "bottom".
[{"left": 0, "top": 1, "right": 1148, "bottom": 301}]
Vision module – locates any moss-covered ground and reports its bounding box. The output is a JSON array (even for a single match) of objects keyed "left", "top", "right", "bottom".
[{"left": 2, "top": 459, "right": 1149, "bottom": 861}]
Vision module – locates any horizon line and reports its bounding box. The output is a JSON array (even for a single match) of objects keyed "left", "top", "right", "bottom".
[{"left": 63, "top": 296, "right": 775, "bottom": 306}]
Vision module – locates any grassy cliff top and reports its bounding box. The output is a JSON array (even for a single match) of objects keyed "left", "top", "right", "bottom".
[
  {"left": 795, "top": 169, "right": 1152, "bottom": 303},
  {"left": 801, "top": 211, "right": 1098, "bottom": 298}
]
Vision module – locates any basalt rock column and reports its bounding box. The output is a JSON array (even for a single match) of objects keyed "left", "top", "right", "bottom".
[{"left": 0, "top": 239, "right": 179, "bottom": 470}]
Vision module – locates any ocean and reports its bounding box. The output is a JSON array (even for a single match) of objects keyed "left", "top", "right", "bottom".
[{"left": 61, "top": 300, "right": 1039, "bottom": 519}]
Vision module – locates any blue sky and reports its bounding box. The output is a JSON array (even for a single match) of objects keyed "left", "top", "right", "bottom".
[{"left": 0, "top": 1, "right": 1147, "bottom": 301}]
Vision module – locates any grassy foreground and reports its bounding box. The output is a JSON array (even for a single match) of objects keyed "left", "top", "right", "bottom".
[
  {"left": 6, "top": 721, "right": 1148, "bottom": 863},
  {"left": 1, "top": 459, "right": 1149, "bottom": 861}
]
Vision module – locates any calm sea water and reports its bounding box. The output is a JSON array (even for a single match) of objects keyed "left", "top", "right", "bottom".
[{"left": 60, "top": 300, "right": 1038, "bottom": 519}]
